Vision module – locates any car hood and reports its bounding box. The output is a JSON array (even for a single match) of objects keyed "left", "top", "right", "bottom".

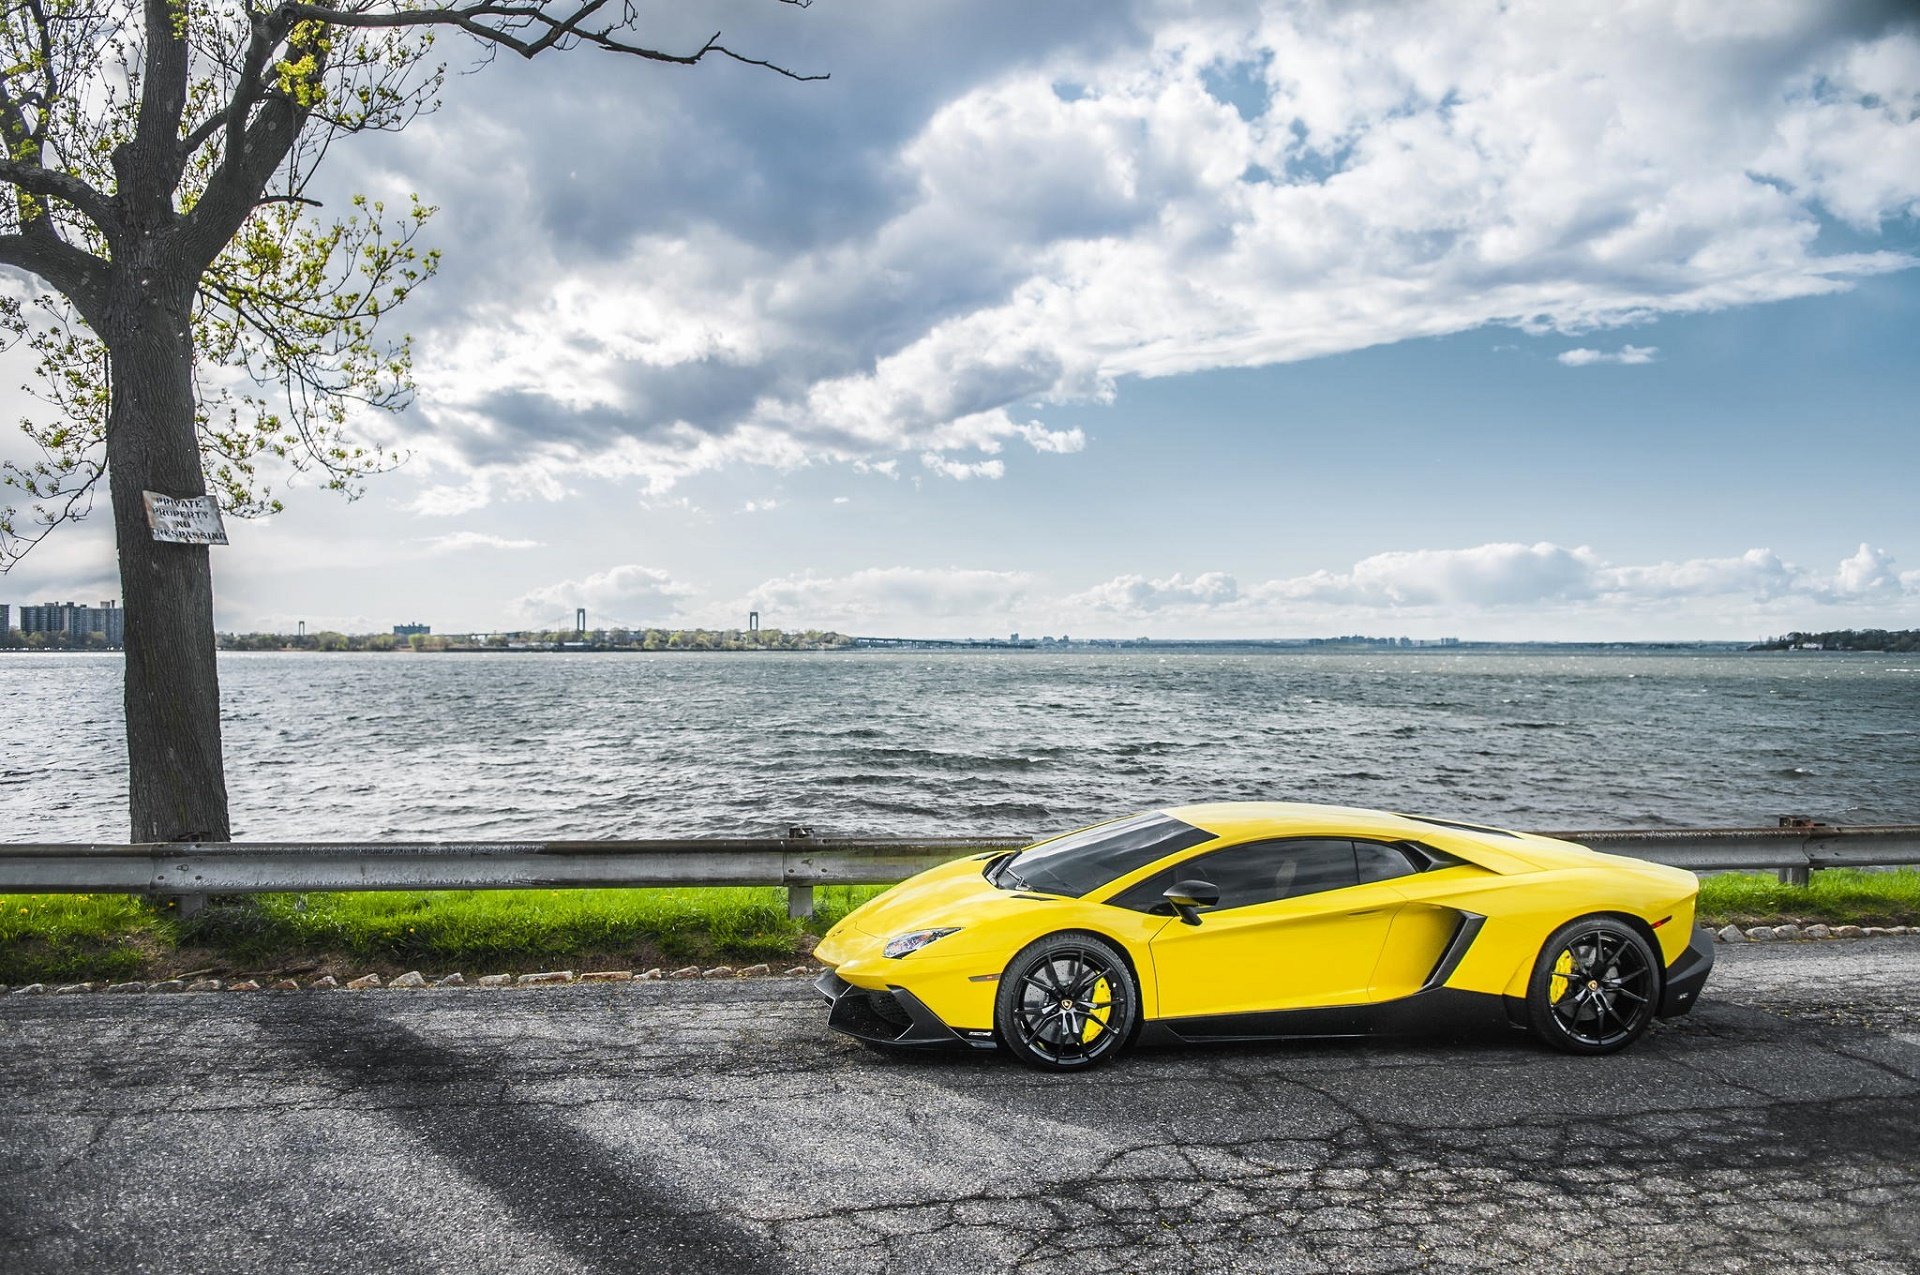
[{"left": 836, "top": 853, "right": 1057, "bottom": 940}]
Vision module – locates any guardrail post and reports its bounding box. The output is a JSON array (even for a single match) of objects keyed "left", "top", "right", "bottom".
[
  {"left": 785, "top": 824, "right": 815, "bottom": 919},
  {"left": 1776, "top": 816, "right": 1816, "bottom": 886},
  {"left": 172, "top": 893, "right": 208, "bottom": 919}
]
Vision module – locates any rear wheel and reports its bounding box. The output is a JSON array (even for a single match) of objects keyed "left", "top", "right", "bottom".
[
  {"left": 995, "top": 933, "right": 1137, "bottom": 1072},
  {"left": 1526, "top": 916, "right": 1659, "bottom": 1054}
]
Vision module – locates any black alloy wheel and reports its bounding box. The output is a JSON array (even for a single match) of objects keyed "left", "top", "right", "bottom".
[
  {"left": 1526, "top": 916, "right": 1660, "bottom": 1054},
  {"left": 995, "top": 932, "right": 1137, "bottom": 1071}
]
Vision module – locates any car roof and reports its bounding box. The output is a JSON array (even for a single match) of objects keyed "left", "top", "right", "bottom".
[
  {"left": 1160, "top": 801, "right": 1568, "bottom": 873},
  {"left": 1162, "top": 801, "right": 1472, "bottom": 839}
]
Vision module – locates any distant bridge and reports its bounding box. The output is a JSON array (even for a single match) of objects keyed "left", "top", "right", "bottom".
[{"left": 848, "top": 636, "right": 1039, "bottom": 650}]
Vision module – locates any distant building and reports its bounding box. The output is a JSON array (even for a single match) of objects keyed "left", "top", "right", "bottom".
[
  {"left": 394, "top": 623, "right": 431, "bottom": 638},
  {"left": 1, "top": 603, "right": 10, "bottom": 637},
  {"left": 73, "top": 601, "right": 123, "bottom": 646},
  {"left": 17, "top": 600, "right": 123, "bottom": 646},
  {"left": 19, "top": 602, "right": 69, "bottom": 635}
]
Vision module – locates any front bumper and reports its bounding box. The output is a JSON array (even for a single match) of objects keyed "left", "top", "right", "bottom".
[
  {"left": 1657, "top": 924, "right": 1715, "bottom": 1018},
  {"left": 813, "top": 971, "right": 997, "bottom": 1050}
]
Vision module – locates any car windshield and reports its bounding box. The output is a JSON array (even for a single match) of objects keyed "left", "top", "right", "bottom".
[{"left": 988, "top": 813, "right": 1214, "bottom": 897}]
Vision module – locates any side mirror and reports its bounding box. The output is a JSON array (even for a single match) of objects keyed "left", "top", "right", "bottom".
[{"left": 1164, "top": 879, "right": 1220, "bottom": 926}]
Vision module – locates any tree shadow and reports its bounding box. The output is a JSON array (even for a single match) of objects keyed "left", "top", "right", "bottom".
[{"left": 260, "top": 1001, "right": 781, "bottom": 1275}]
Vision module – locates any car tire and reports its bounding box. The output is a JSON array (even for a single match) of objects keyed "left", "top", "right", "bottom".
[
  {"left": 1525, "top": 915, "right": 1661, "bottom": 1055},
  {"left": 995, "top": 932, "right": 1137, "bottom": 1072}
]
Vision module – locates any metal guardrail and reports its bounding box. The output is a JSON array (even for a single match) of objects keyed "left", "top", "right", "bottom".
[{"left": 1, "top": 823, "right": 1916, "bottom": 916}]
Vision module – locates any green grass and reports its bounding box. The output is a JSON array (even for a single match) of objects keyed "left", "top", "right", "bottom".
[
  {"left": 0, "top": 885, "right": 891, "bottom": 985},
  {"left": 0, "top": 893, "right": 159, "bottom": 983},
  {"left": 6, "top": 869, "right": 1917, "bottom": 984},
  {"left": 1696, "top": 868, "right": 1920, "bottom": 928}
]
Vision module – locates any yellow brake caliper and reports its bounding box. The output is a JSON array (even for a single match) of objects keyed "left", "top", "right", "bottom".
[
  {"left": 1082, "top": 975, "right": 1111, "bottom": 1043},
  {"left": 1551, "top": 949, "right": 1576, "bottom": 1006}
]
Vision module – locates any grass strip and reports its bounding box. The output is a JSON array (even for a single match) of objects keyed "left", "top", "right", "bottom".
[
  {"left": 1695, "top": 867, "right": 1920, "bottom": 928},
  {"left": 0, "top": 885, "right": 889, "bottom": 985},
  {"left": 3, "top": 868, "right": 1918, "bottom": 985}
]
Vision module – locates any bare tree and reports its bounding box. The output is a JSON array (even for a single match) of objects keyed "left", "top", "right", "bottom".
[{"left": 0, "top": 0, "right": 818, "bottom": 843}]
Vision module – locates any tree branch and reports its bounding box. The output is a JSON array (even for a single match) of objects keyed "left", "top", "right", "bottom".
[
  {"left": 0, "top": 233, "right": 108, "bottom": 326},
  {"left": 222, "top": 7, "right": 293, "bottom": 178},
  {"left": 0, "top": 155, "right": 122, "bottom": 241},
  {"left": 116, "top": 0, "right": 196, "bottom": 210},
  {"left": 0, "top": 50, "right": 121, "bottom": 245},
  {"left": 175, "top": 14, "right": 327, "bottom": 277},
  {"left": 0, "top": 455, "right": 104, "bottom": 573},
  {"left": 277, "top": 1, "right": 828, "bottom": 80}
]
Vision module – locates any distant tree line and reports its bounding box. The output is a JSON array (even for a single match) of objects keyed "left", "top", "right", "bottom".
[
  {"left": 217, "top": 628, "right": 852, "bottom": 653},
  {"left": 1751, "top": 629, "right": 1920, "bottom": 652},
  {"left": 1, "top": 628, "right": 115, "bottom": 649}
]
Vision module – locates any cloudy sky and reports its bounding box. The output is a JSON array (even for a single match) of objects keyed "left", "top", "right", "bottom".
[{"left": 5, "top": 0, "right": 1919, "bottom": 640}]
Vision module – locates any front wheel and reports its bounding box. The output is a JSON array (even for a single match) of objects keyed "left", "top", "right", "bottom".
[
  {"left": 1526, "top": 916, "right": 1660, "bottom": 1055},
  {"left": 995, "top": 933, "right": 1138, "bottom": 1072}
]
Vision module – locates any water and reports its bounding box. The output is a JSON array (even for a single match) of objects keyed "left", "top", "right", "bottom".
[{"left": 2, "top": 650, "right": 1916, "bottom": 841}]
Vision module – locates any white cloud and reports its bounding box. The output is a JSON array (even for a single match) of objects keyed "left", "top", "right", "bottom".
[
  {"left": 1068, "top": 571, "right": 1241, "bottom": 612},
  {"left": 1015, "top": 422, "right": 1088, "bottom": 454},
  {"left": 740, "top": 499, "right": 780, "bottom": 514},
  {"left": 1599, "top": 548, "right": 1798, "bottom": 601},
  {"left": 695, "top": 541, "right": 1920, "bottom": 638},
  {"left": 511, "top": 564, "right": 694, "bottom": 628},
  {"left": 740, "top": 567, "right": 1033, "bottom": 629},
  {"left": 416, "top": 531, "right": 542, "bottom": 555},
  {"left": 920, "top": 454, "right": 1006, "bottom": 481},
  {"left": 1833, "top": 542, "right": 1904, "bottom": 595},
  {"left": 1558, "top": 345, "right": 1659, "bottom": 366},
  {"left": 1755, "top": 32, "right": 1920, "bottom": 230},
  {"left": 1270, "top": 543, "right": 1603, "bottom": 608},
  {"left": 371, "top": 2, "right": 1920, "bottom": 503},
  {"left": 1063, "top": 542, "right": 1920, "bottom": 626}
]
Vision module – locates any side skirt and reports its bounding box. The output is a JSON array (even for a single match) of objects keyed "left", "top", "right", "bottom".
[{"left": 1141, "top": 987, "right": 1522, "bottom": 1046}]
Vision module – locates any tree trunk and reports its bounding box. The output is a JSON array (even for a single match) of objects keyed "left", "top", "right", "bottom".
[{"left": 105, "top": 299, "right": 231, "bottom": 844}]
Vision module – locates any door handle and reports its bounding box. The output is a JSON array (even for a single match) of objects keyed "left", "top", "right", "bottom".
[{"left": 1347, "top": 908, "right": 1384, "bottom": 917}]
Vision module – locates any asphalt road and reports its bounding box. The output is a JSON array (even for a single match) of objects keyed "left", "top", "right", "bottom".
[{"left": 3, "top": 941, "right": 1919, "bottom": 1275}]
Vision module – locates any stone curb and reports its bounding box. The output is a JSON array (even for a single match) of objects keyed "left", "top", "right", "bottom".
[
  {"left": 8, "top": 965, "right": 828, "bottom": 995},
  {"left": 1716, "top": 923, "right": 1914, "bottom": 943}
]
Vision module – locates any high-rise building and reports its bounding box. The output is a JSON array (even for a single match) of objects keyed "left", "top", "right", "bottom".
[
  {"left": 1, "top": 603, "right": 10, "bottom": 637},
  {"left": 17, "top": 600, "right": 124, "bottom": 646},
  {"left": 394, "top": 623, "right": 431, "bottom": 637},
  {"left": 19, "top": 602, "right": 74, "bottom": 635},
  {"left": 74, "top": 600, "right": 124, "bottom": 646}
]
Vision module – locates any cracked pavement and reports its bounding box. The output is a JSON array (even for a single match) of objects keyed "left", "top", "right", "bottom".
[{"left": 3, "top": 939, "right": 1919, "bottom": 1274}]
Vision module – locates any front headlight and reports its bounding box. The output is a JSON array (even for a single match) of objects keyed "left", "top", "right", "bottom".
[{"left": 884, "top": 927, "right": 960, "bottom": 959}]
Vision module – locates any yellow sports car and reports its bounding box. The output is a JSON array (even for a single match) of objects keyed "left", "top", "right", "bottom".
[{"left": 813, "top": 802, "right": 1714, "bottom": 1070}]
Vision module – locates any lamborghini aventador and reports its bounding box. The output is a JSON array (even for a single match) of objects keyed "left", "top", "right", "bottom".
[{"left": 812, "top": 802, "right": 1713, "bottom": 1070}]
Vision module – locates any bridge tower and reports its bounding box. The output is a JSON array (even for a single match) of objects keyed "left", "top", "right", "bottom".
[
  {"left": 749, "top": 610, "right": 760, "bottom": 633},
  {"left": 575, "top": 607, "right": 586, "bottom": 636}
]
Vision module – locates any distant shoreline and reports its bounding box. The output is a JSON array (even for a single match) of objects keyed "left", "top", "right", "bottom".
[{"left": 2, "top": 640, "right": 1872, "bottom": 656}]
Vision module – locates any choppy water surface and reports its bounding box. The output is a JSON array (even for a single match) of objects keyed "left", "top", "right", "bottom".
[{"left": 2, "top": 650, "right": 1916, "bottom": 841}]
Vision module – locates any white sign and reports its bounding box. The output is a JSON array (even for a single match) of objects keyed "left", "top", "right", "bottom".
[{"left": 143, "top": 491, "right": 229, "bottom": 545}]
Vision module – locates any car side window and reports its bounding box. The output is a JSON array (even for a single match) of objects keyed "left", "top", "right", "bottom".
[
  {"left": 1355, "top": 840, "right": 1420, "bottom": 884},
  {"left": 1104, "top": 838, "right": 1361, "bottom": 913},
  {"left": 1254, "top": 839, "right": 1360, "bottom": 905}
]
